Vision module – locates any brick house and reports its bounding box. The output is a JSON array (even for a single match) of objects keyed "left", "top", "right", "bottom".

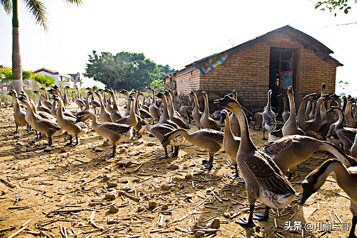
[{"left": 168, "top": 25, "right": 342, "bottom": 109}]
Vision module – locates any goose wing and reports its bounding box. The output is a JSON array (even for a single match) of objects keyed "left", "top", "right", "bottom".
[
  {"left": 103, "top": 122, "right": 131, "bottom": 134},
  {"left": 264, "top": 136, "right": 294, "bottom": 155},
  {"left": 245, "top": 152, "right": 296, "bottom": 195},
  {"left": 198, "top": 129, "right": 224, "bottom": 143},
  {"left": 40, "top": 118, "right": 61, "bottom": 131}
]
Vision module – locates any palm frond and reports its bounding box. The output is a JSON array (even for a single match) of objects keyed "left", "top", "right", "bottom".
[
  {"left": 64, "top": 0, "right": 83, "bottom": 6},
  {"left": 24, "top": 0, "right": 47, "bottom": 30},
  {"left": 0, "top": 0, "right": 12, "bottom": 14}
]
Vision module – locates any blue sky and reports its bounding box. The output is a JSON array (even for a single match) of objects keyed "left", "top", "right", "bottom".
[{"left": 0, "top": 0, "right": 356, "bottom": 93}]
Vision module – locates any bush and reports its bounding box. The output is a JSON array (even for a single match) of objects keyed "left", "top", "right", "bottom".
[
  {"left": 34, "top": 73, "right": 55, "bottom": 87},
  {"left": 0, "top": 91, "right": 12, "bottom": 104},
  {"left": 0, "top": 68, "right": 12, "bottom": 81},
  {"left": 22, "top": 70, "right": 34, "bottom": 80}
]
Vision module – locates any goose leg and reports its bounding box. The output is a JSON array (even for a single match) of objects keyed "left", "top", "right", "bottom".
[
  {"left": 348, "top": 215, "right": 356, "bottom": 238},
  {"left": 15, "top": 125, "right": 19, "bottom": 134},
  {"left": 236, "top": 204, "right": 255, "bottom": 228},
  {"left": 107, "top": 144, "right": 116, "bottom": 158},
  {"left": 231, "top": 164, "right": 240, "bottom": 180},
  {"left": 159, "top": 146, "right": 169, "bottom": 159},
  {"left": 48, "top": 136, "right": 53, "bottom": 146},
  {"left": 253, "top": 206, "right": 269, "bottom": 221},
  {"left": 65, "top": 135, "right": 73, "bottom": 146},
  {"left": 73, "top": 136, "right": 79, "bottom": 146},
  {"left": 202, "top": 154, "right": 214, "bottom": 171},
  {"left": 26, "top": 125, "right": 31, "bottom": 133},
  {"left": 172, "top": 146, "right": 180, "bottom": 157}
]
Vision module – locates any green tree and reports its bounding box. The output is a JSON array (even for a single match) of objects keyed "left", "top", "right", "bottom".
[
  {"left": 0, "top": 0, "right": 82, "bottom": 94},
  {"left": 315, "top": 0, "right": 356, "bottom": 14},
  {"left": 84, "top": 51, "right": 175, "bottom": 90},
  {"left": 150, "top": 79, "right": 164, "bottom": 92}
]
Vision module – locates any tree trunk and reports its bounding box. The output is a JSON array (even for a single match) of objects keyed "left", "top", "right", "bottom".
[{"left": 12, "top": 0, "right": 23, "bottom": 94}]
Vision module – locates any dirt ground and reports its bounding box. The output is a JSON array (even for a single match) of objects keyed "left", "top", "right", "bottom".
[{"left": 0, "top": 103, "right": 353, "bottom": 238}]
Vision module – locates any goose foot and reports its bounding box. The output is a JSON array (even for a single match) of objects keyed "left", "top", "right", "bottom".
[
  {"left": 158, "top": 155, "right": 169, "bottom": 159},
  {"left": 231, "top": 174, "right": 245, "bottom": 183},
  {"left": 235, "top": 218, "right": 255, "bottom": 228},
  {"left": 253, "top": 207, "right": 269, "bottom": 221},
  {"left": 253, "top": 213, "right": 268, "bottom": 221},
  {"left": 171, "top": 146, "right": 179, "bottom": 157},
  {"left": 106, "top": 153, "right": 115, "bottom": 158},
  {"left": 201, "top": 164, "right": 213, "bottom": 171}
]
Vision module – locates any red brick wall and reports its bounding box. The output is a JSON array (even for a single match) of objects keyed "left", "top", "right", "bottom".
[
  {"left": 200, "top": 41, "right": 270, "bottom": 107},
  {"left": 174, "top": 67, "right": 201, "bottom": 96},
  {"left": 298, "top": 48, "right": 337, "bottom": 100}
]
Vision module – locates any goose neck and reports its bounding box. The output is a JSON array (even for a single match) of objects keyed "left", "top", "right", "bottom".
[{"left": 230, "top": 104, "right": 255, "bottom": 151}]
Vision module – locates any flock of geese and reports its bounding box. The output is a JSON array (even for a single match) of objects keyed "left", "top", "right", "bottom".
[{"left": 6, "top": 83, "right": 357, "bottom": 237}]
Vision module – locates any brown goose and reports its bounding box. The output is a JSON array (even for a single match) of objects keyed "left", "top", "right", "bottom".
[
  {"left": 296, "top": 93, "right": 317, "bottom": 130},
  {"left": 162, "top": 128, "right": 224, "bottom": 170},
  {"left": 106, "top": 89, "right": 122, "bottom": 122},
  {"left": 7, "top": 89, "right": 29, "bottom": 134},
  {"left": 148, "top": 89, "right": 160, "bottom": 122},
  {"left": 308, "top": 100, "right": 316, "bottom": 120},
  {"left": 200, "top": 91, "right": 220, "bottom": 130},
  {"left": 300, "top": 159, "right": 357, "bottom": 238},
  {"left": 264, "top": 135, "right": 357, "bottom": 179},
  {"left": 190, "top": 91, "right": 203, "bottom": 129},
  {"left": 94, "top": 91, "right": 112, "bottom": 122},
  {"left": 53, "top": 95, "right": 87, "bottom": 146},
  {"left": 165, "top": 91, "right": 189, "bottom": 129},
  {"left": 142, "top": 123, "right": 182, "bottom": 159},
  {"left": 304, "top": 94, "right": 328, "bottom": 139},
  {"left": 282, "top": 87, "right": 305, "bottom": 136},
  {"left": 18, "top": 95, "right": 62, "bottom": 146},
  {"left": 262, "top": 90, "right": 277, "bottom": 140},
  {"left": 39, "top": 87, "right": 53, "bottom": 110},
  {"left": 345, "top": 96, "right": 357, "bottom": 128},
  {"left": 221, "top": 109, "right": 241, "bottom": 178},
  {"left": 75, "top": 91, "right": 92, "bottom": 122},
  {"left": 86, "top": 87, "right": 100, "bottom": 114},
  {"left": 327, "top": 106, "right": 356, "bottom": 152},
  {"left": 33, "top": 90, "right": 51, "bottom": 114},
  {"left": 320, "top": 83, "right": 328, "bottom": 124},
  {"left": 278, "top": 94, "right": 289, "bottom": 123},
  {"left": 215, "top": 95, "right": 296, "bottom": 227},
  {"left": 120, "top": 90, "right": 131, "bottom": 116},
  {"left": 74, "top": 86, "right": 85, "bottom": 110},
  {"left": 229, "top": 90, "right": 240, "bottom": 137},
  {"left": 156, "top": 92, "right": 179, "bottom": 128},
  {"left": 77, "top": 112, "right": 133, "bottom": 157},
  {"left": 63, "top": 86, "right": 70, "bottom": 108}
]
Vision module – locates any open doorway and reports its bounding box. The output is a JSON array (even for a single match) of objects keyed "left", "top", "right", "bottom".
[{"left": 269, "top": 47, "right": 298, "bottom": 108}]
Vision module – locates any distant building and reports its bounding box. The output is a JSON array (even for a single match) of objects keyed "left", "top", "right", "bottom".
[
  {"left": 168, "top": 25, "right": 342, "bottom": 109},
  {"left": 33, "top": 68, "right": 81, "bottom": 88}
]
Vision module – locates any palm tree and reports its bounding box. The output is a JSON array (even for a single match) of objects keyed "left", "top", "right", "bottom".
[{"left": 0, "top": 0, "right": 82, "bottom": 94}]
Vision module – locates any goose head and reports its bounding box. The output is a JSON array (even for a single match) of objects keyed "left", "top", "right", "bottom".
[
  {"left": 214, "top": 95, "right": 238, "bottom": 111},
  {"left": 300, "top": 159, "right": 342, "bottom": 205},
  {"left": 220, "top": 109, "right": 228, "bottom": 124},
  {"left": 156, "top": 92, "right": 165, "bottom": 100},
  {"left": 6, "top": 89, "right": 16, "bottom": 97},
  {"left": 47, "top": 88, "right": 57, "bottom": 95}
]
